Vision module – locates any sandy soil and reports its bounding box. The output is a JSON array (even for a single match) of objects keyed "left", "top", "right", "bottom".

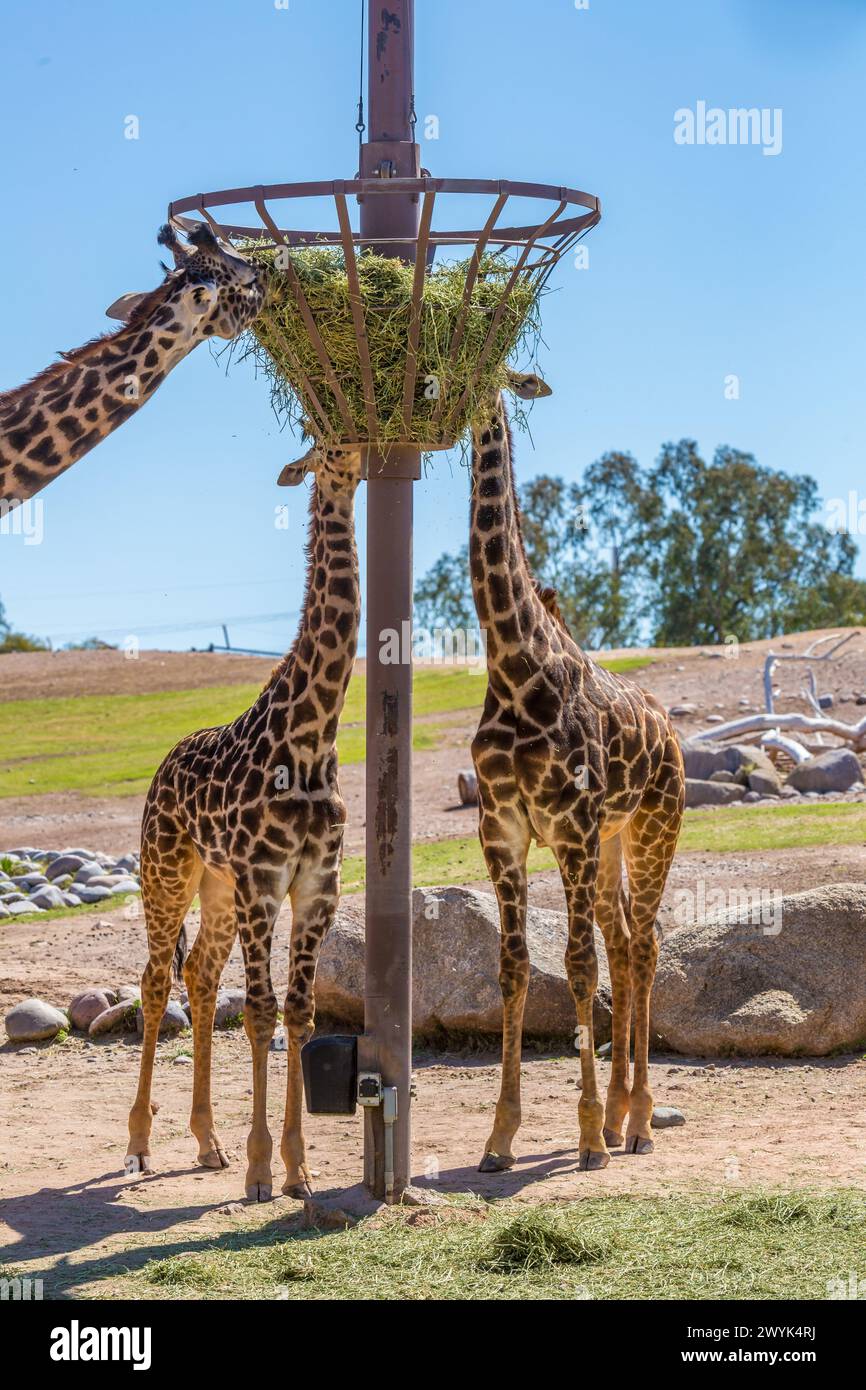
[{"left": 1, "top": 1030, "right": 864, "bottom": 1297}]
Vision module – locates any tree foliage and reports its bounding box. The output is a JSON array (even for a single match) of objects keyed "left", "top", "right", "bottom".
[{"left": 413, "top": 439, "right": 866, "bottom": 647}]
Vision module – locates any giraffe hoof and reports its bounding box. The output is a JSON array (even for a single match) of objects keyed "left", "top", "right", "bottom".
[
  {"left": 602, "top": 1127, "right": 624, "bottom": 1148},
  {"left": 625, "top": 1135, "right": 654, "bottom": 1155},
  {"left": 245, "top": 1182, "right": 273, "bottom": 1202},
  {"left": 282, "top": 1179, "right": 313, "bottom": 1200},
  {"left": 124, "top": 1154, "right": 152, "bottom": 1176},
  {"left": 578, "top": 1149, "right": 610, "bottom": 1172},
  {"left": 199, "top": 1148, "right": 230, "bottom": 1170},
  {"left": 478, "top": 1151, "right": 515, "bottom": 1173}
]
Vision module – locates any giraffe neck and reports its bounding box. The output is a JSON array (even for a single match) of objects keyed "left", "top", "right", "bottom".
[
  {"left": 0, "top": 308, "right": 200, "bottom": 503},
  {"left": 469, "top": 392, "right": 561, "bottom": 694},
  {"left": 263, "top": 477, "right": 360, "bottom": 759}
]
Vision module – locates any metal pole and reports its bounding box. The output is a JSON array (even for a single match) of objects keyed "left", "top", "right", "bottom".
[{"left": 359, "top": 0, "right": 419, "bottom": 1202}]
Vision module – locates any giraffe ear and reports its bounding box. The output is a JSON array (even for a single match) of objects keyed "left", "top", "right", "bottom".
[
  {"left": 105, "top": 291, "right": 149, "bottom": 322},
  {"left": 277, "top": 448, "right": 318, "bottom": 486}
]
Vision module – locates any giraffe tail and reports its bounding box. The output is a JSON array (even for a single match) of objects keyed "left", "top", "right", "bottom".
[{"left": 172, "top": 925, "right": 189, "bottom": 984}]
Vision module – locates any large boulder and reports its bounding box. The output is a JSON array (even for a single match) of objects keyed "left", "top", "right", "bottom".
[
  {"left": 786, "top": 747, "right": 862, "bottom": 794},
  {"left": 680, "top": 739, "right": 777, "bottom": 782},
  {"left": 651, "top": 883, "right": 866, "bottom": 1056},
  {"left": 685, "top": 778, "right": 745, "bottom": 807},
  {"left": 5, "top": 998, "right": 68, "bottom": 1042},
  {"left": 316, "top": 887, "right": 611, "bottom": 1041}
]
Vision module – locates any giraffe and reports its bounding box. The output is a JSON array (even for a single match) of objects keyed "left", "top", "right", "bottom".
[
  {"left": 0, "top": 222, "right": 264, "bottom": 503},
  {"left": 126, "top": 441, "right": 362, "bottom": 1201},
  {"left": 469, "top": 370, "right": 684, "bottom": 1173}
]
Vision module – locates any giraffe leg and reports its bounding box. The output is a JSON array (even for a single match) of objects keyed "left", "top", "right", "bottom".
[
  {"left": 126, "top": 836, "right": 202, "bottom": 1174},
  {"left": 280, "top": 830, "right": 343, "bottom": 1199},
  {"left": 235, "top": 861, "right": 288, "bottom": 1201},
  {"left": 622, "top": 771, "right": 683, "bottom": 1155},
  {"left": 184, "top": 869, "right": 236, "bottom": 1170},
  {"left": 477, "top": 808, "right": 532, "bottom": 1173},
  {"left": 557, "top": 832, "right": 608, "bottom": 1171},
  {"left": 594, "top": 835, "right": 633, "bottom": 1149}
]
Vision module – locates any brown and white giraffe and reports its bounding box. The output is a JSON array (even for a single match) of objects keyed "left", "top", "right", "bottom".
[
  {"left": 469, "top": 371, "right": 684, "bottom": 1173},
  {"left": 126, "top": 442, "right": 362, "bottom": 1201},
  {"left": 0, "top": 223, "right": 264, "bottom": 503}
]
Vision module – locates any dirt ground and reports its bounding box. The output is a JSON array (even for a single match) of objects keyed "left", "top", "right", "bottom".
[
  {"left": 2, "top": 866, "right": 866, "bottom": 1297},
  {"left": 1, "top": 1028, "right": 864, "bottom": 1296}
]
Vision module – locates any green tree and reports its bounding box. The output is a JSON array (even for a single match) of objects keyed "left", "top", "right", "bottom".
[
  {"left": 644, "top": 441, "right": 866, "bottom": 644},
  {"left": 412, "top": 439, "right": 866, "bottom": 649},
  {"left": 413, "top": 544, "right": 473, "bottom": 632},
  {"left": 0, "top": 596, "right": 50, "bottom": 653}
]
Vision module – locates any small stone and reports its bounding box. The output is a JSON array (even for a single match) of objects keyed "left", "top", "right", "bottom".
[
  {"left": 89, "top": 1001, "right": 140, "bottom": 1036},
  {"left": 135, "top": 1000, "right": 188, "bottom": 1036},
  {"left": 651, "top": 1105, "right": 686, "bottom": 1128},
  {"left": 45, "top": 855, "right": 87, "bottom": 882},
  {"left": 669, "top": 703, "right": 697, "bottom": 716},
  {"left": 214, "top": 988, "right": 246, "bottom": 1028},
  {"left": 5, "top": 998, "right": 69, "bottom": 1042},
  {"left": 28, "top": 885, "right": 66, "bottom": 911},
  {"left": 173, "top": 1054, "right": 193, "bottom": 1065},
  {"left": 72, "top": 861, "right": 107, "bottom": 884},
  {"left": 74, "top": 885, "right": 115, "bottom": 904},
  {"left": 69, "top": 989, "right": 114, "bottom": 1032}
]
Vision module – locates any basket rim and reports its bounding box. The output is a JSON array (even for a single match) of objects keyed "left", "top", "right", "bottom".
[{"left": 168, "top": 175, "right": 601, "bottom": 249}]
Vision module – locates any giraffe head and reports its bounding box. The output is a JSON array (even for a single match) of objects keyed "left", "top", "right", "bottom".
[
  {"left": 105, "top": 223, "right": 265, "bottom": 342},
  {"left": 277, "top": 442, "right": 364, "bottom": 496},
  {"left": 504, "top": 368, "right": 553, "bottom": 400}
]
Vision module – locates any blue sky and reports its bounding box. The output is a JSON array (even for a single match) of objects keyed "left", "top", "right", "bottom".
[{"left": 2, "top": 0, "right": 865, "bottom": 653}]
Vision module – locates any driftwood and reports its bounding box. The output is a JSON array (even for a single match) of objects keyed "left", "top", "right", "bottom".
[
  {"left": 763, "top": 631, "right": 857, "bottom": 713},
  {"left": 760, "top": 731, "right": 811, "bottom": 766},
  {"left": 691, "top": 631, "right": 865, "bottom": 750},
  {"left": 691, "top": 710, "right": 866, "bottom": 750}
]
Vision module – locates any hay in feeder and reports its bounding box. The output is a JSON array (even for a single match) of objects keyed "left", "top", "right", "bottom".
[{"left": 242, "top": 245, "right": 543, "bottom": 445}]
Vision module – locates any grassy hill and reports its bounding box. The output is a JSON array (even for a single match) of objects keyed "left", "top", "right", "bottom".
[{"left": 0, "top": 658, "right": 647, "bottom": 799}]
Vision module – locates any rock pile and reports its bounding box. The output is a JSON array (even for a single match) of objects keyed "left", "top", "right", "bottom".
[
  {"left": 0, "top": 846, "right": 141, "bottom": 918},
  {"left": 680, "top": 741, "right": 865, "bottom": 809}
]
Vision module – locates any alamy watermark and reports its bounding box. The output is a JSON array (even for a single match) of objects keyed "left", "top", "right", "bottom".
[
  {"left": 670, "top": 881, "right": 783, "bottom": 936},
  {"left": 0, "top": 497, "right": 44, "bottom": 545},
  {"left": 674, "top": 101, "right": 782, "bottom": 157},
  {"left": 379, "top": 621, "right": 487, "bottom": 670}
]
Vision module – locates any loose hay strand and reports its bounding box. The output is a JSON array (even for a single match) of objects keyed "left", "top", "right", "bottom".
[{"left": 240, "top": 244, "right": 544, "bottom": 445}]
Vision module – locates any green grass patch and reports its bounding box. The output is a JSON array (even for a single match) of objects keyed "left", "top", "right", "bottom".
[
  {"left": 679, "top": 800, "right": 866, "bottom": 853},
  {"left": 341, "top": 836, "right": 555, "bottom": 893},
  {"left": 108, "top": 1188, "right": 866, "bottom": 1301},
  {"left": 340, "top": 801, "right": 866, "bottom": 894},
  {"left": 0, "top": 659, "right": 651, "bottom": 800},
  {"left": 2, "top": 891, "right": 136, "bottom": 926}
]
